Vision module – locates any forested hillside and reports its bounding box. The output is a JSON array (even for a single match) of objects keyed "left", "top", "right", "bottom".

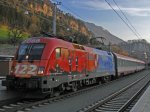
[
  {"left": 0, "top": 0, "right": 130, "bottom": 56},
  {"left": 0, "top": 0, "right": 92, "bottom": 44}
]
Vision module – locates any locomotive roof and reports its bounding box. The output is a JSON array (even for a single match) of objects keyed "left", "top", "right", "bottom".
[
  {"left": 22, "top": 37, "right": 112, "bottom": 56},
  {"left": 22, "top": 37, "right": 144, "bottom": 63},
  {"left": 93, "top": 48, "right": 113, "bottom": 56}
]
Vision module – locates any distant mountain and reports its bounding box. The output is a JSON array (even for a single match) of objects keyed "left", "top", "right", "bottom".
[
  {"left": 84, "top": 22, "right": 125, "bottom": 45},
  {"left": 119, "top": 39, "right": 150, "bottom": 62}
]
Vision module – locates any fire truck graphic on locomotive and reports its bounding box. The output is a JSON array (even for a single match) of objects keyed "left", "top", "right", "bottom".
[{"left": 2, "top": 37, "right": 145, "bottom": 95}]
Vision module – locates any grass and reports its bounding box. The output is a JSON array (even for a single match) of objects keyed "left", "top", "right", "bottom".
[
  {"left": 0, "top": 25, "right": 30, "bottom": 41},
  {"left": 0, "top": 25, "right": 30, "bottom": 55},
  {"left": 0, "top": 25, "right": 9, "bottom": 41}
]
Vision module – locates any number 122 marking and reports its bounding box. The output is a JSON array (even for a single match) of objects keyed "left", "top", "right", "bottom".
[{"left": 15, "top": 64, "right": 37, "bottom": 75}]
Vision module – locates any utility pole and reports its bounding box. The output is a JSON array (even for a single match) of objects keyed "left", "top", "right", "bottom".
[{"left": 52, "top": 2, "right": 61, "bottom": 35}]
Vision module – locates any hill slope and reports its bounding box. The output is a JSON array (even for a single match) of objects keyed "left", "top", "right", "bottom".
[{"left": 85, "top": 22, "right": 125, "bottom": 45}]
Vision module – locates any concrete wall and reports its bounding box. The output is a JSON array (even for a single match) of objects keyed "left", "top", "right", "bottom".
[{"left": 0, "top": 60, "right": 12, "bottom": 76}]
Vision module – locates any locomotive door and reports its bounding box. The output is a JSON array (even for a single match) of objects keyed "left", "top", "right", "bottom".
[
  {"left": 75, "top": 50, "right": 87, "bottom": 75},
  {"left": 68, "top": 50, "right": 74, "bottom": 74},
  {"left": 87, "top": 53, "right": 97, "bottom": 74}
]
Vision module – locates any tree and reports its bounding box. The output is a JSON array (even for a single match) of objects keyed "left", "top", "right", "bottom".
[
  {"left": 73, "top": 32, "right": 89, "bottom": 44},
  {"left": 111, "top": 45, "right": 129, "bottom": 56},
  {"left": 29, "top": 23, "right": 40, "bottom": 36},
  {"left": 8, "top": 24, "right": 23, "bottom": 46}
]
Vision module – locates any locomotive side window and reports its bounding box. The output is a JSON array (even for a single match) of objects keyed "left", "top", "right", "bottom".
[
  {"left": 56, "top": 48, "right": 61, "bottom": 58},
  {"left": 61, "top": 48, "right": 68, "bottom": 58}
]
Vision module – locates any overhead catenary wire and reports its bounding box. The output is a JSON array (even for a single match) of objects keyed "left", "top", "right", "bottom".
[
  {"left": 110, "top": 0, "right": 148, "bottom": 61},
  {"left": 61, "top": 4, "right": 85, "bottom": 20},
  {"left": 0, "top": 0, "right": 144, "bottom": 40},
  {"left": 104, "top": 0, "right": 141, "bottom": 39},
  {"left": 59, "top": 0, "right": 143, "bottom": 40},
  {"left": 1, "top": 0, "right": 146, "bottom": 41},
  {"left": 51, "top": 0, "right": 86, "bottom": 21},
  {"left": 60, "top": 0, "right": 144, "bottom": 41},
  {"left": 112, "top": 0, "right": 143, "bottom": 39}
]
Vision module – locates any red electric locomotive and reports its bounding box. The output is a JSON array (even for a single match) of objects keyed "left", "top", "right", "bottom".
[
  {"left": 3, "top": 37, "right": 104, "bottom": 96},
  {"left": 2, "top": 37, "right": 145, "bottom": 97}
]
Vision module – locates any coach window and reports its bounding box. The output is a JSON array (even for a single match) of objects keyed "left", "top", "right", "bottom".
[
  {"left": 120, "top": 60, "right": 122, "bottom": 66},
  {"left": 56, "top": 48, "right": 61, "bottom": 58}
]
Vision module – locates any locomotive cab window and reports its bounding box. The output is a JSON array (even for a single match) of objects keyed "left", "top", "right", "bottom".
[
  {"left": 17, "top": 43, "right": 45, "bottom": 60},
  {"left": 29, "top": 44, "right": 45, "bottom": 60},
  {"left": 56, "top": 48, "right": 61, "bottom": 58}
]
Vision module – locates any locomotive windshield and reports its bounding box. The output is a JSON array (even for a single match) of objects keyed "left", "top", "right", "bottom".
[{"left": 17, "top": 43, "right": 45, "bottom": 61}]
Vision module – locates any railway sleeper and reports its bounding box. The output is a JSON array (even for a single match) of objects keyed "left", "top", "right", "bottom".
[
  {"left": 101, "top": 104, "right": 122, "bottom": 109},
  {"left": 104, "top": 103, "right": 124, "bottom": 107},
  {"left": 96, "top": 107, "right": 119, "bottom": 111}
]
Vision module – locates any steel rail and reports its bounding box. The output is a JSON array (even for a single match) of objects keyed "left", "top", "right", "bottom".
[
  {"left": 118, "top": 78, "right": 150, "bottom": 112},
  {"left": 78, "top": 71, "right": 150, "bottom": 112},
  {"left": 0, "top": 70, "right": 148, "bottom": 112},
  {"left": 0, "top": 71, "right": 144, "bottom": 112}
]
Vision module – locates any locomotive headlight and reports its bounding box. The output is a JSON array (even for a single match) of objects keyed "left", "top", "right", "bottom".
[
  {"left": 25, "top": 55, "right": 29, "bottom": 60},
  {"left": 10, "top": 66, "right": 15, "bottom": 75},
  {"left": 38, "top": 66, "right": 45, "bottom": 75}
]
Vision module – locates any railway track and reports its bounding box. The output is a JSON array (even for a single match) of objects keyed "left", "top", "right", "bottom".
[
  {"left": 0, "top": 77, "right": 119, "bottom": 112},
  {"left": 0, "top": 71, "right": 148, "bottom": 112},
  {"left": 78, "top": 71, "right": 150, "bottom": 112}
]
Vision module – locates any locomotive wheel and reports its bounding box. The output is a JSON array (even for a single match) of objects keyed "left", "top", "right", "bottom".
[
  {"left": 53, "top": 84, "right": 66, "bottom": 96},
  {"left": 98, "top": 80, "right": 102, "bottom": 85},
  {"left": 102, "top": 76, "right": 111, "bottom": 83},
  {"left": 79, "top": 81, "right": 83, "bottom": 87},
  {"left": 96, "top": 78, "right": 102, "bottom": 85},
  {"left": 54, "top": 92, "right": 60, "bottom": 97},
  {"left": 72, "top": 86, "right": 77, "bottom": 92},
  {"left": 72, "top": 82, "right": 78, "bottom": 92},
  {"left": 6, "top": 85, "right": 14, "bottom": 91}
]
